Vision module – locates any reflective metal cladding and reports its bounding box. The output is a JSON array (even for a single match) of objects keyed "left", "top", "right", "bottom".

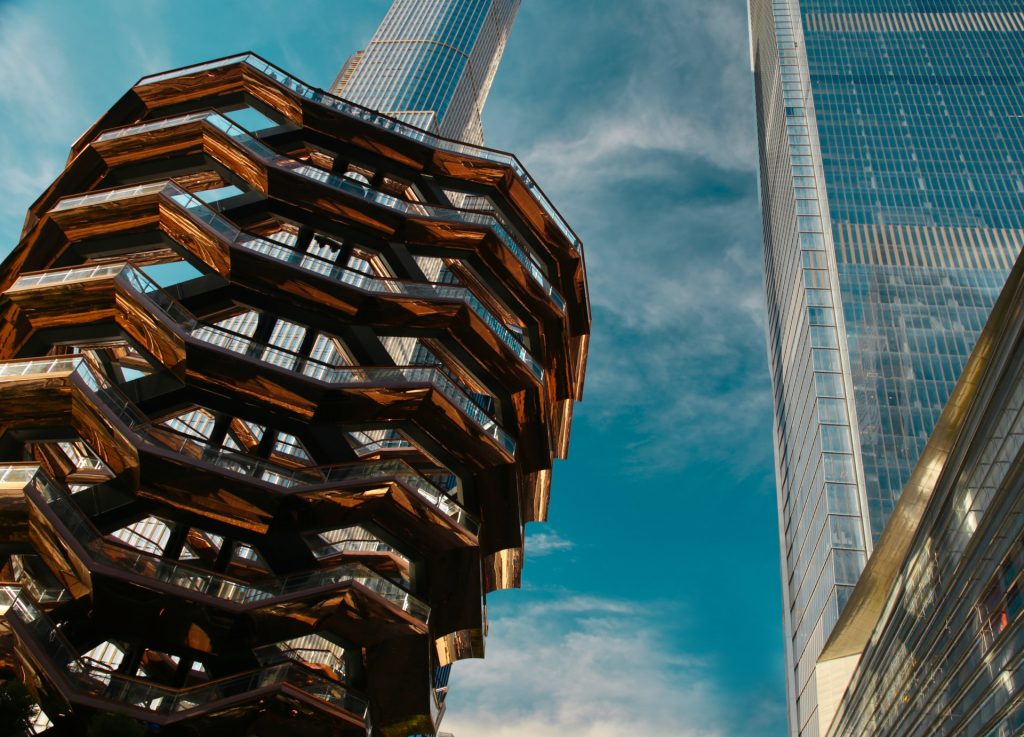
[
  {"left": 0, "top": 48, "right": 589, "bottom": 737},
  {"left": 749, "top": 1, "right": 1024, "bottom": 735}
]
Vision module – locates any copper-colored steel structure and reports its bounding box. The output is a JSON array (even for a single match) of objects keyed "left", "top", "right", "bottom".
[{"left": 0, "top": 53, "right": 590, "bottom": 737}]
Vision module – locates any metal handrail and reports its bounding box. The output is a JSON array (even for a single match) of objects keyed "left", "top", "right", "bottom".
[
  {"left": 5, "top": 587, "right": 369, "bottom": 720},
  {"left": 19, "top": 466, "right": 431, "bottom": 621},
  {"left": 6, "top": 264, "right": 517, "bottom": 456},
  {"left": 87, "top": 111, "right": 566, "bottom": 312},
  {"left": 131, "top": 52, "right": 584, "bottom": 256}
]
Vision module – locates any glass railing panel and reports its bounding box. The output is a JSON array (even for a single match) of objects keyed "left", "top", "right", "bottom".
[
  {"left": 10, "top": 263, "right": 125, "bottom": 290},
  {"left": 310, "top": 538, "right": 396, "bottom": 559},
  {"left": 94, "top": 110, "right": 211, "bottom": 143},
  {"left": 0, "top": 356, "right": 83, "bottom": 379},
  {"left": 7, "top": 592, "right": 80, "bottom": 668},
  {"left": 0, "top": 465, "right": 44, "bottom": 485},
  {"left": 137, "top": 54, "right": 252, "bottom": 86},
  {"left": 50, "top": 181, "right": 170, "bottom": 212},
  {"left": 191, "top": 325, "right": 252, "bottom": 355},
  {"left": 9, "top": 586, "right": 370, "bottom": 718},
  {"left": 132, "top": 54, "right": 582, "bottom": 253},
  {"left": 351, "top": 438, "right": 414, "bottom": 456},
  {"left": 29, "top": 468, "right": 430, "bottom": 620},
  {"left": 81, "top": 111, "right": 565, "bottom": 312},
  {"left": 118, "top": 266, "right": 199, "bottom": 330},
  {"left": 315, "top": 364, "right": 514, "bottom": 453},
  {"left": 68, "top": 360, "right": 151, "bottom": 428},
  {"left": 255, "top": 639, "right": 349, "bottom": 679},
  {"left": 0, "top": 585, "right": 21, "bottom": 612},
  {"left": 317, "top": 460, "right": 477, "bottom": 530}
]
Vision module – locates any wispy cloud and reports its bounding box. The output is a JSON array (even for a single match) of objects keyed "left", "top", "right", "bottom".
[
  {"left": 488, "top": 0, "right": 769, "bottom": 473},
  {"left": 444, "top": 595, "right": 784, "bottom": 737},
  {"left": 525, "top": 528, "right": 575, "bottom": 557},
  {"left": 0, "top": 5, "right": 87, "bottom": 236}
]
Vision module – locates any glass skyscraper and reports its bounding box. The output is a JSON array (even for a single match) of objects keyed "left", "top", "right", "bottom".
[
  {"left": 749, "top": 2, "right": 1024, "bottom": 735},
  {"left": 333, "top": 0, "right": 520, "bottom": 144}
]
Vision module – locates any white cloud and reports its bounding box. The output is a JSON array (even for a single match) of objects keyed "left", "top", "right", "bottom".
[
  {"left": 443, "top": 595, "right": 783, "bottom": 737},
  {"left": 0, "top": 5, "right": 86, "bottom": 234},
  {"left": 525, "top": 528, "right": 575, "bottom": 557},
  {"left": 486, "top": 0, "right": 770, "bottom": 473},
  {"left": 0, "top": 7, "right": 83, "bottom": 135}
]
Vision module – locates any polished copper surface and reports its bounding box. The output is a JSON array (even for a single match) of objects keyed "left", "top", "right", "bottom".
[{"left": 0, "top": 52, "right": 590, "bottom": 737}]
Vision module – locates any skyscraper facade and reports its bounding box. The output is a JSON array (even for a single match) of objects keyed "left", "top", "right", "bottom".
[
  {"left": 0, "top": 4, "right": 589, "bottom": 736},
  {"left": 333, "top": 0, "right": 521, "bottom": 144},
  {"left": 822, "top": 242, "right": 1024, "bottom": 737},
  {"left": 749, "top": 2, "right": 1024, "bottom": 735}
]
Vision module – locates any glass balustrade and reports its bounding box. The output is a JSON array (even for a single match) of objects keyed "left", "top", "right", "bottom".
[
  {"left": 94, "top": 110, "right": 212, "bottom": 142},
  {"left": 0, "top": 464, "right": 44, "bottom": 485},
  {"left": 310, "top": 538, "right": 396, "bottom": 559},
  {"left": 8, "top": 263, "right": 125, "bottom": 290},
  {"left": 50, "top": 181, "right": 170, "bottom": 212},
  {"left": 82, "top": 109, "right": 566, "bottom": 312},
  {"left": 254, "top": 640, "right": 349, "bottom": 679},
  {"left": 0, "top": 351, "right": 481, "bottom": 532},
  {"left": 5, "top": 589, "right": 370, "bottom": 719},
  {"left": 143, "top": 430, "right": 479, "bottom": 533},
  {"left": 43, "top": 178, "right": 544, "bottom": 378},
  {"left": 135, "top": 53, "right": 583, "bottom": 256},
  {"left": 21, "top": 466, "right": 430, "bottom": 621},
  {"left": 234, "top": 234, "right": 544, "bottom": 380},
  {"left": 5, "top": 261, "right": 516, "bottom": 454},
  {"left": 351, "top": 438, "right": 414, "bottom": 456},
  {"left": 0, "top": 356, "right": 86, "bottom": 379}
]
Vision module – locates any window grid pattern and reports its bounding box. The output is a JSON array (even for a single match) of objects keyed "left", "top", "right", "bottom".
[
  {"left": 828, "top": 336, "right": 1024, "bottom": 737},
  {"left": 800, "top": 0, "right": 1024, "bottom": 544},
  {"left": 753, "top": 1, "right": 870, "bottom": 733},
  {"left": 753, "top": 1, "right": 1024, "bottom": 735},
  {"left": 334, "top": 0, "right": 520, "bottom": 144}
]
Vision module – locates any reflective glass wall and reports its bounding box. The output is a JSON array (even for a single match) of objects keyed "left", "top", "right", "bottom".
[
  {"left": 828, "top": 254, "right": 1024, "bottom": 737},
  {"left": 750, "top": 1, "right": 1024, "bottom": 735},
  {"left": 333, "top": 0, "right": 520, "bottom": 144}
]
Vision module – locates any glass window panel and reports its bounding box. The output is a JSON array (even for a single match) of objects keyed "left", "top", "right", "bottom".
[
  {"left": 826, "top": 484, "right": 860, "bottom": 516},
  {"left": 796, "top": 199, "right": 819, "bottom": 216},
  {"left": 814, "top": 373, "right": 845, "bottom": 398},
  {"left": 833, "top": 548, "right": 866, "bottom": 584},
  {"left": 812, "top": 349, "right": 841, "bottom": 372},
  {"left": 810, "top": 326, "right": 838, "bottom": 348},
  {"left": 830, "top": 516, "right": 864, "bottom": 551},
  {"left": 823, "top": 454, "right": 856, "bottom": 484},
  {"left": 821, "top": 424, "right": 852, "bottom": 453},
  {"left": 806, "top": 288, "right": 832, "bottom": 307},
  {"left": 802, "top": 251, "right": 827, "bottom": 268},
  {"left": 818, "top": 398, "right": 849, "bottom": 425},
  {"left": 808, "top": 307, "right": 835, "bottom": 326}
]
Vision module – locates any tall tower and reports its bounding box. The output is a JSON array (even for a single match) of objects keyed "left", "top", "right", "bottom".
[
  {"left": 749, "top": 2, "right": 1024, "bottom": 735},
  {"left": 333, "top": 0, "right": 521, "bottom": 144},
  {"left": 0, "top": 19, "right": 587, "bottom": 737}
]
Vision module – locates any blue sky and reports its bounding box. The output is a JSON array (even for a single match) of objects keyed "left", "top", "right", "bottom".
[{"left": 0, "top": 1, "right": 783, "bottom": 734}]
